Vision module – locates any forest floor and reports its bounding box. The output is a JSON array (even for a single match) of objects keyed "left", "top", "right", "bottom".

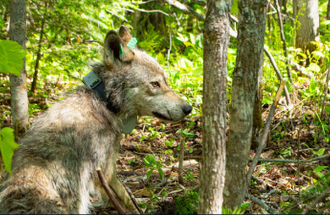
[{"left": 1, "top": 79, "right": 330, "bottom": 214}]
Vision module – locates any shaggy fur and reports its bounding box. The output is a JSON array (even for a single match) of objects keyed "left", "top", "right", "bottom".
[{"left": 0, "top": 26, "right": 192, "bottom": 214}]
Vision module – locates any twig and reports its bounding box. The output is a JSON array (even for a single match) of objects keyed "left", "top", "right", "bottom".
[
  {"left": 321, "top": 61, "right": 330, "bottom": 120},
  {"left": 105, "top": 9, "right": 127, "bottom": 22},
  {"left": 253, "top": 154, "right": 330, "bottom": 163},
  {"left": 246, "top": 193, "right": 279, "bottom": 214},
  {"left": 134, "top": 0, "right": 158, "bottom": 5},
  {"left": 130, "top": 7, "right": 169, "bottom": 16},
  {"left": 245, "top": 80, "right": 286, "bottom": 193},
  {"left": 161, "top": 0, "right": 239, "bottom": 38},
  {"left": 83, "top": 40, "right": 103, "bottom": 45},
  {"left": 167, "top": 189, "right": 184, "bottom": 195},
  {"left": 275, "top": 0, "right": 293, "bottom": 83},
  {"left": 178, "top": 123, "right": 184, "bottom": 184},
  {"left": 122, "top": 183, "right": 144, "bottom": 214},
  {"left": 160, "top": 0, "right": 204, "bottom": 21},
  {"left": 297, "top": 128, "right": 301, "bottom": 197},
  {"left": 263, "top": 46, "right": 291, "bottom": 107},
  {"left": 301, "top": 185, "right": 330, "bottom": 214},
  {"left": 96, "top": 167, "right": 127, "bottom": 214},
  {"left": 183, "top": 0, "right": 207, "bottom": 6}
]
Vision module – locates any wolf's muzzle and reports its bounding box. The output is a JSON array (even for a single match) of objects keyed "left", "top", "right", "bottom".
[{"left": 182, "top": 104, "right": 192, "bottom": 115}]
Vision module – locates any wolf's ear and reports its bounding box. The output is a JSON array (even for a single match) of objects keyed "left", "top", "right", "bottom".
[
  {"left": 104, "top": 30, "right": 133, "bottom": 67},
  {"left": 119, "top": 26, "right": 132, "bottom": 46}
]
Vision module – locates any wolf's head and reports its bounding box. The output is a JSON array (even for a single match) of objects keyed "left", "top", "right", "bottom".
[{"left": 94, "top": 26, "right": 192, "bottom": 122}]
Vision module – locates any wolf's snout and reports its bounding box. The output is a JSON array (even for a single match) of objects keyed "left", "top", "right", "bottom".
[{"left": 182, "top": 104, "right": 192, "bottom": 115}]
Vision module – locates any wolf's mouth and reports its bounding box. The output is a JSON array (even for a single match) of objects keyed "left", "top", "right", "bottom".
[{"left": 152, "top": 111, "right": 171, "bottom": 120}]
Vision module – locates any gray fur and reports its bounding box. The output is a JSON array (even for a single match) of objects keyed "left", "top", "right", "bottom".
[{"left": 0, "top": 26, "right": 192, "bottom": 214}]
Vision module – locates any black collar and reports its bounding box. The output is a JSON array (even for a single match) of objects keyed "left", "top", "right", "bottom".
[{"left": 82, "top": 71, "right": 120, "bottom": 114}]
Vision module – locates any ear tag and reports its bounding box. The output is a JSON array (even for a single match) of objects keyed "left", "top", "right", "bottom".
[
  {"left": 126, "top": 38, "right": 137, "bottom": 50},
  {"left": 119, "top": 45, "right": 123, "bottom": 55},
  {"left": 122, "top": 115, "right": 137, "bottom": 134}
]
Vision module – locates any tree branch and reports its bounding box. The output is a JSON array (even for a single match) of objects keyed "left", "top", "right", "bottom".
[
  {"left": 160, "top": 0, "right": 205, "bottom": 21},
  {"left": 245, "top": 80, "right": 286, "bottom": 195},
  {"left": 130, "top": 7, "right": 169, "bottom": 16},
  {"left": 275, "top": 0, "right": 293, "bottom": 83},
  {"left": 302, "top": 185, "right": 330, "bottom": 214},
  {"left": 263, "top": 46, "right": 292, "bottom": 107},
  {"left": 250, "top": 153, "right": 330, "bottom": 163},
  {"left": 96, "top": 167, "right": 127, "bottom": 214},
  {"left": 160, "top": 0, "right": 238, "bottom": 38}
]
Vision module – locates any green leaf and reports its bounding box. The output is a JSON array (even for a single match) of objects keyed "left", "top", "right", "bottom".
[
  {"left": 157, "top": 167, "right": 163, "bottom": 180},
  {"left": 146, "top": 169, "right": 153, "bottom": 180},
  {"left": 313, "top": 166, "right": 328, "bottom": 173},
  {"left": 240, "top": 202, "right": 250, "bottom": 209},
  {"left": 144, "top": 155, "right": 156, "bottom": 167},
  {"left": 0, "top": 127, "right": 20, "bottom": 175},
  {"left": 231, "top": 0, "right": 238, "bottom": 14},
  {"left": 0, "top": 40, "right": 26, "bottom": 77},
  {"left": 183, "top": 129, "right": 194, "bottom": 137},
  {"left": 316, "top": 148, "right": 325, "bottom": 156}
]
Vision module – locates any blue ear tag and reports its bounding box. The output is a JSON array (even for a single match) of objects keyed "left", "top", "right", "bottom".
[
  {"left": 119, "top": 38, "right": 137, "bottom": 56},
  {"left": 127, "top": 38, "right": 137, "bottom": 50}
]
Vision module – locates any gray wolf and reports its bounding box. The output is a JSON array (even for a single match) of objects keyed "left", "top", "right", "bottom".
[{"left": 0, "top": 26, "right": 192, "bottom": 214}]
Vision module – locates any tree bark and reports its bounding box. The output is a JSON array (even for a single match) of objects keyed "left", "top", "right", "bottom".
[
  {"left": 198, "top": 0, "right": 231, "bottom": 213},
  {"left": 223, "top": 0, "right": 267, "bottom": 209},
  {"left": 9, "top": 0, "right": 29, "bottom": 135},
  {"left": 251, "top": 63, "right": 263, "bottom": 150},
  {"left": 295, "top": 0, "right": 319, "bottom": 54}
]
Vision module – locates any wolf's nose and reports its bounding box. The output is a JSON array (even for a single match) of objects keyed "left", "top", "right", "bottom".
[{"left": 182, "top": 105, "right": 192, "bottom": 115}]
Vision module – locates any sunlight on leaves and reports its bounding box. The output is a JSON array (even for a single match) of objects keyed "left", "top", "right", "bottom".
[
  {"left": 0, "top": 127, "right": 20, "bottom": 175},
  {"left": 0, "top": 40, "right": 26, "bottom": 77}
]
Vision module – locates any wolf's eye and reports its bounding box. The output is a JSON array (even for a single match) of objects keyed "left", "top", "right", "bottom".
[{"left": 151, "top": 81, "right": 160, "bottom": 88}]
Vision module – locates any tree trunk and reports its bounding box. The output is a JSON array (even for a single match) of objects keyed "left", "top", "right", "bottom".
[
  {"left": 9, "top": 0, "right": 29, "bottom": 135},
  {"left": 327, "top": 0, "right": 330, "bottom": 20},
  {"left": 198, "top": 0, "right": 231, "bottom": 213},
  {"left": 251, "top": 66, "right": 264, "bottom": 150},
  {"left": 223, "top": 0, "right": 267, "bottom": 209},
  {"left": 31, "top": 2, "right": 47, "bottom": 94},
  {"left": 295, "top": 0, "right": 319, "bottom": 54}
]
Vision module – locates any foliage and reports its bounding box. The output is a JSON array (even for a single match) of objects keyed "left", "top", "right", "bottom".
[
  {"left": 0, "top": 40, "right": 26, "bottom": 76},
  {"left": 144, "top": 155, "right": 163, "bottom": 180},
  {"left": 175, "top": 190, "right": 198, "bottom": 214},
  {"left": 281, "top": 172, "right": 330, "bottom": 214},
  {"left": 222, "top": 205, "right": 245, "bottom": 214},
  {"left": 0, "top": 0, "right": 330, "bottom": 213},
  {"left": 0, "top": 127, "right": 19, "bottom": 175}
]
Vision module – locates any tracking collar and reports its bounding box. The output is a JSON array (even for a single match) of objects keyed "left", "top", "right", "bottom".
[
  {"left": 82, "top": 71, "right": 137, "bottom": 134},
  {"left": 83, "top": 37, "right": 138, "bottom": 134}
]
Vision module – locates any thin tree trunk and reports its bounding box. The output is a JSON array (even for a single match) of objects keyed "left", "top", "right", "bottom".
[
  {"left": 9, "top": 0, "right": 29, "bottom": 136},
  {"left": 295, "top": 0, "right": 319, "bottom": 54},
  {"left": 31, "top": 2, "right": 47, "bottom": 94},
  {"left": 275, "top": 0, "right": 293, "bottom": 83},
  {"left": 198, "top": 0, "right": 231, "bottom": 213},
  {"left": 223, "top": 0, "right": 267, "bottom": 209},
  {"left": 327, "top": 0, "right": 330, "bottom": 20},
  {"left": 283, "top": 0, "right": 287, "bottom": 14}
]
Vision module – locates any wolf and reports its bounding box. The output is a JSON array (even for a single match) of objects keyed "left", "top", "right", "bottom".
[{"left": 0, "top": 26, "right": 192, "bottom": 214}]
